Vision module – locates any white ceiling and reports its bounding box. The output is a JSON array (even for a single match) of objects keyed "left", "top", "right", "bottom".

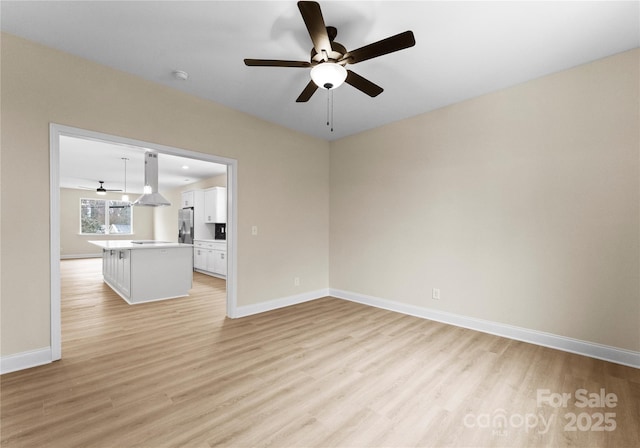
[
  {"left": 59, "top": 135, "right": 227, "bottom": 194},
  {"left": 1, "top": 1, "right": 638, "bottom": 143}
]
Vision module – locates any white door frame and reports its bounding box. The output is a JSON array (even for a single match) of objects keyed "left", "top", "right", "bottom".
[{"left": 49, "top": 123, "right": 238, "bottom": 360}]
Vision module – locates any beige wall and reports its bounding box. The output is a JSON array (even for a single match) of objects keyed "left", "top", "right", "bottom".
[
  {"left": 1, "top": 34, "right": 330, "bottom": 356},
  {"left": 60, "top": 188, "right": 155, "bottom": 257},
  {"left": 330, "top": 49, "right": 640, "bottom": 351},
  {"left": 185, "top": 174, "right": 227, "bottom": 191}
]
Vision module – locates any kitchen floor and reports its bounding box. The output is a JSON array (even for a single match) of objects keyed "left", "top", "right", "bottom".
[{"left": 60, "top": 257, "right": 227, "bottom": 360}]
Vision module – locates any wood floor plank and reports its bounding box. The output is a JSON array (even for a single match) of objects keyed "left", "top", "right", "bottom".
[{"left": 1, "top": 258, "right": 639, "bottom": 447}]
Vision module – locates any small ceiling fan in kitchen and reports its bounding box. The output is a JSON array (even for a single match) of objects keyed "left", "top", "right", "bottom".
[
  {"left": 78, "top": 181, "right": 122, "bottom": 195},
  {"left": 244, "top": 1, "right": 416, "bottom": 105}
]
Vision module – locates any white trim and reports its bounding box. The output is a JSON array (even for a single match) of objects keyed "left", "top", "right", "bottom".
[
  {"left": 193, "top": 268, "right": 226, "bottom": 280},
  {"left": 1, "top": 348, "right": 52, "bottom": 375},
  {"left": 234, "top": 289, "right": 330, "bottom": 318},
  {"left": 50, "top": 126, "right": 62, "bottom": 361},
  {"left": 330, "top": 288, "right": 640, "bottom": 369},
  {"left": 49, "top": 123, "right": 239, "bottom": 366},
  {"left": 225, "top": 160, "right": 238, "bottom": 318},
  {"left": 60, "top": 253, "right": 103, "bottom": 260}
]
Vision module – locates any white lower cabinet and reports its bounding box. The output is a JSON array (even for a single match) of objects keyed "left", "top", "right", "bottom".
[
  {"left": 115, "top": 249, "right": 131, "bottom": 297},
  {"left": 213, "top": 250, "right": 227, "bottom": 276},
  {"left": 193, "top": 240, "right": 226, "bottom": 278},
  {"left": 103, "top": 249, "right": 131, "bottom": 298},
  {"left": 102, "top": 250, "right": 112, "bottom": 279},
  {"left": 194, "top": 246, "right": 207, "bottom": 271}
]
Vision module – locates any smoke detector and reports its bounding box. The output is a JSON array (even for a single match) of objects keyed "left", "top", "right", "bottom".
[{"left": 173, "top": 70, "right": 189, "bottom": 81}]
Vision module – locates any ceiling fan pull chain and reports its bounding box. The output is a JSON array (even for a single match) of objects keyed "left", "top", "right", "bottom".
[
  {"left": 326, "top": 89, "right": 334, "bottom": 132},
  {"left": 330, "top": 89, "right": 334, "bottom": 132},
  {"left": 326, "top": 89, "right": 330, "bottom": 127}
]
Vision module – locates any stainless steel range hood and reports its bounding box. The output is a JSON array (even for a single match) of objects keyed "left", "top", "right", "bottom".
[{"left": 132, "top": 150, "right": 171, "bottom": 207}]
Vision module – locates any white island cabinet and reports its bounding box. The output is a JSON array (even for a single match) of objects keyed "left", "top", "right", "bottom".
[{"left": 90, "top": 240, "right": 193, "bottom": 304}]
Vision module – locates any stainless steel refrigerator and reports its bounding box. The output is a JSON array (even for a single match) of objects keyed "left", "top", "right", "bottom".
[{"left": 178, "top": 207, "right": 194, "bottom": 244}]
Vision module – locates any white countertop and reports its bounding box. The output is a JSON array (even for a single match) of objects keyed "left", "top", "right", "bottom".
[
  {"left": 194, "top": 239, "right": 227, "bottom": 246},
  {"left": 89, "top": 240, "right": 193, "bottom": 250}
]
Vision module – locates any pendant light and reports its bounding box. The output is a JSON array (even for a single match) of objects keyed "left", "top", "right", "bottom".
[{"left": 121, "top": 158, "right": 129, "bottom": 203}]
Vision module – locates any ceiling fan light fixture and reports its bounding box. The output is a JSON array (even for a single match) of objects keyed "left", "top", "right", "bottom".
[
  {"left": 96, "top": 189, "right": 106, "bottom": 196},
  {"left": 310, "top": 63, "right": 347, "bottom": 90}
]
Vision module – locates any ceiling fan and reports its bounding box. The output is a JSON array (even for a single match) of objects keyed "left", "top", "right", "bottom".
[
  {"left": 79, "top": 181, "right": 122, "bottom": 195},
  {"left": 244, "top": 1, "right": 416, "bottom": 103}
]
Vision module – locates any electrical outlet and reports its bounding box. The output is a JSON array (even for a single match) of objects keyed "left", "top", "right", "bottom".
[
  {"left": 294, "top": 277, "right": 300, "bottom": 286},
  {"left": 251, "top": 225, "right": 258, "bottom": 236},
  {"left": 432, "top": 288, "right": 440, "bottom": 300}
]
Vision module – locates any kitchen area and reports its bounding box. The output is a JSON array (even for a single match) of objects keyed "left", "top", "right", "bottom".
[
  {"left": 59, "top": 135, "right": 228, "bottom": 306},
  {"left": 179, "top": 187, "right": 227, "bottom": 280}
]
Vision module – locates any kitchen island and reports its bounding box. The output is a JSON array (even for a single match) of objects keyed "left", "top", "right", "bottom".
[{"left": 89, "top": 240, "right": 193, "bottom": 304}]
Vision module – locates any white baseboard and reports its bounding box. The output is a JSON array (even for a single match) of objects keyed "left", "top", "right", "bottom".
[
  {"left": 233, "top": 288, "right": 330, "bottom": 318},
  {"left": 60, "top": 253, "right": 102, "bottom": 259},
  {"left": 330, "top": 288, "right": 640, "bottom": 369},
  {"left": 193, "top": 268, "right": 226, "bottom": 280},
  {"left": 5, "top": 289, "right": 636, "bottom": 374},
  {"left": 1, "top": 347, "right": 52, "bottom": 374}
]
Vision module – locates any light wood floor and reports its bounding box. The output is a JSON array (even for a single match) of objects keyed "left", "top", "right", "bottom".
[{"left": 1, "top": 259, "right": 639, "bottom": 447}]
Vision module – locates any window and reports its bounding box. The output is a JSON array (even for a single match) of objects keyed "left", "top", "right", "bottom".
[{"left": 80, "top": 198, "right": 133, "bottom": 234}]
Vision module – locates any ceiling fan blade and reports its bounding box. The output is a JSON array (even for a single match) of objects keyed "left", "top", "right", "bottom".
[
  {"left": 345, "top": 70, "right": 383, "bottom": 97},
  {"left": 298, "top": 1, "right": 332, "bottom": 56},
  {"left": 244, "top": 59, "right": 311, "bottom": 68},
  {"left": 296, "top": 80, "right": 319, "bottom": 102},
  {"left": 342, "top": 30, "right": 416, "bottom": 65},
  {"left": 105, "top": 189, "right": 123, "bottom": 192}
]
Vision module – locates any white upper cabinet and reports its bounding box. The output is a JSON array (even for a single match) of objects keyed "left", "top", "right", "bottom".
[
  {"left": 181, "top": 190, "right": 195, "bottom": 208},
  {"left": 204, "top": 187, "right": 226, "bottom": 223}
]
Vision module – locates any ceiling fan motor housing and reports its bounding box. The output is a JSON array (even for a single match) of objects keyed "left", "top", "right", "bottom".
[{"left": 311, "top": 40, "right": 347, "bottom": 63}]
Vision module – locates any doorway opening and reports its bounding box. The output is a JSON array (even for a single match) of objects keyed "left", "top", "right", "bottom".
[{"left": 50, "top": 123, "right": 238, "bottom": 361}]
